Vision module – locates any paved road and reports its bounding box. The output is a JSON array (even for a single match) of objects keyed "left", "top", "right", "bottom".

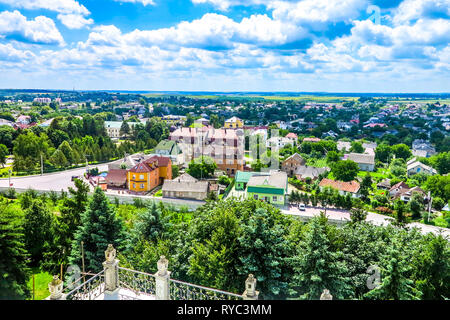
[
  {"left": 283, "top": 205, "right": 450, "bottom": 238},
  {"left": 0, "top": 164, "right": 109, "bottom": 192}
]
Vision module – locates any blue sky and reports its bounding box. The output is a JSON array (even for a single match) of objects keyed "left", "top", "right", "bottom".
[{"left": 0, "top": 0, "right": 449, "bottom": 92}]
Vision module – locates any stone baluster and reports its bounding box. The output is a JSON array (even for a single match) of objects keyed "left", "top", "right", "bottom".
[
  {"left": 320, "top": 289, "right": 333, "bottom": 300},
  {"left": 154, "top": 255, "right": 171, "bottom": 300},
  {"left": 47, "top": 275, "right": 65, "bottom": 300},
  {"left": 242, "top": 274, "right": 259, "bottom": 300},
  {"left": 103, "top": 244, "right": 120, "bottom": 299}
]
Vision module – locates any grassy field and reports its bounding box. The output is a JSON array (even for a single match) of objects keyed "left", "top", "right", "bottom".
[{"left": 28, "top": 269, "right": 53, "bottom": 300}]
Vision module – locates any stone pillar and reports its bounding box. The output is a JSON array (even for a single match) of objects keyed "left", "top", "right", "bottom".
[
  {"left": 320, "top": 289, "right": 333, "bottom": 300},
  {"left": 242, "top": 274, "right": 259, "bottom": 300},
  {"left": 48, "top": 275, "right": 66, "bottom": 300},
  {"left": 154, "top": 255, "right": 171, "bottom": 300},
  {"left": 102, "top": 244, "right": 119, "bottom": 298}
]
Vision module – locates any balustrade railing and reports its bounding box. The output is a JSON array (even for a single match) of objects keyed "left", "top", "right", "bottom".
[
  {"left": 118, "top": 267, "right": 156, "bottom": 297},
  {"left": 169, "top": 279, "right": 243, "bottom": 300},
  {"left": 65, "top": 270, "right": 105, "bottom": 300}
]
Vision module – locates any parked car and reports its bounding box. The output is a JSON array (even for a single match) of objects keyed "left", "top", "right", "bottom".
[
  {"left": 298, "top": 203, "right": 306, "bottom": 211},
  {"left": 71, "top": 175, "right": 80, "bottom": 181}
]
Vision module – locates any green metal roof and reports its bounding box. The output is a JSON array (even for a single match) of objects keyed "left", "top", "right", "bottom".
[
  {"left": 235, "top": 171, "right": 254, "bottom": 183},
  {"left": 247, "top": 186, "right": 285, "bottom": 195},
  {"left": 155, "top": 140, "right": 175, "bottom": 151}
]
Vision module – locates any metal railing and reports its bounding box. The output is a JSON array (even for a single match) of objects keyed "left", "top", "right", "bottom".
[
  {"left": 65, "top": 270, "right": 105, "bottom": 300},
  {"left": 169, "top": 278, "right": 243, "bottom": 300},
  {"left": 118, "top": 267, "right": 156, "bottom": 298}
]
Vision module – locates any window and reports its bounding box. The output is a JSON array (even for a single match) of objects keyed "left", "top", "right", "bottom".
[
  {"left": 139, "top": 174, "right": 144, "bottom": 180},
  {"left": 273, "top": 196, "right": 277, "bottom": 202},
  {"left": 140, "top": 184, "right": 144, "bottom": 189},
  {"left": 133, "top": 183, "right": 136, "bottom": 188},
  {"left": 132, "top": 175, "right": 136, "bottom": 180},
  {"left": 253, "top": 194, "right": 258, "bottom": 200}
]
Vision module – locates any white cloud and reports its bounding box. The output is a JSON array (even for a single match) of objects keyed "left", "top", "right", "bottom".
[
  {"left": 57, "top": 14, "right": 94, "bottom": 29},
  {"left": 84, "top": 13, "right": 306, "bottom": 51},
  {"left": 393, "top": 0, "right": 450, "bottom": 25},
  {"left": 0, "top": 43, "right": 35, "bottom": 63},
  {"left": 0, "top": 0, "right": 94, "bottom": 29},
  {"left": 0, "top": 10, "right": 64, "bottom": 45},
  {"left": 0, "top": 0, "right": 89, "bottom": 15},
  {"left": 270, "top": 0, "right": 368, "bottom": 28},
  {"left": 113, "top": 0, "right": 156, "bottom": 5}
]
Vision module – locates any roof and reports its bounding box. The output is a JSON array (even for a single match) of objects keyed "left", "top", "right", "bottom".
[
  {"left": 407, "top": 160, "right": 437, "bottom": 174},
  {"left": 226, "top": 116, "right": 242, "bottom": 123},
  {"left": 144, "top": 155, "right": 171, "bottom": 167},
  {"left": 104, "top": 121, "right": 122, "bottom": 129},
  {"left": 303, "top": 137, "right": 321, "bottom": 142},
  {"left": 247, "top": 171, "right": 288, "bottom": 192},
  {"left": 285, "top": 132, "right": 297, "bottom": 139},
  {"left": 390, "top": 181, "right": 410, "bottom": 191},
  {"left": 235, "top": 171, "right": 255, "bottom": 183},
  {"left": 377, "top": 178, "right": 391, "bottom": 188},
  {"left": 295, "top": 165, "right": 329, "bottom": 179},
  {"left": 283, "top": 153, "right": 306, "bottom": 165},
  {"left": 128, "top": 161, "right": 156, "bottom": 173},
  {"left": 174, "top": 173, "right": 197, "bottom": 182},
  {"left": 319, "top": 178, "right": 360, "bottom": 193},
  {"left": 106, "top": 169, "right": 127, "bottom": 184},
  {"left": 346, "top": 153, "right": 375, "bottom": 165},
  {"left": 162, "top": 180, "right": 209, "bottom": 193}
]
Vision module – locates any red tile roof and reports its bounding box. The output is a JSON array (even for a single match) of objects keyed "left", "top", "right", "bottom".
[
  {"left": 144, "top": 155, "right": 171, "bottom": 167},
  {"left": 319, "top": 178, "right": 360, "bottom": 193}
]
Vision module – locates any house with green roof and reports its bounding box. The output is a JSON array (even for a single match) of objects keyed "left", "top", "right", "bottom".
[
  {"left": 233, "top": 170, "right": 288, "bottom": 206},
  {"left": 154, "top": 140, "right": 184, "bottom": 165},
  {"left": 235, "top": 171, "right": 254, "bottom": 190}
]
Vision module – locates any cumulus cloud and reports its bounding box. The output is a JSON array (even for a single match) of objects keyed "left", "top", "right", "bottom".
[
  {"left": 0, "top": 43, "right": 35, "bottom": 63},
  {"left": 0, "top": 0, "right": 89, "bottom": 15},
  {"left": 392, "top": 0, "right": 450, "bottom": 25},
  {"left": 0, "top": 10, "right": 64, "bottom": 45},
  {"left": 82, "top": 13, "right": 307, "bottom": 51},
  {"left": 0, "top": 0, "right": 94, "bottom": 29},
  {"left": 57, "top": 14, "right": 94, "bottom": 29}
]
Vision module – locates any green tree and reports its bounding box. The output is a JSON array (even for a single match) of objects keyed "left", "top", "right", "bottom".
[
  {"left": 291, "top": 215, "right": 351, "bottom": 299},
  {"left": 326, "top": 150, "right": 340, "bottom": 165},
  {"left": 132, "top": 202, "right": 166, "bottom": 243},
  {"left": 50, "top": 149, "right": 69, "bottom": 168},
  {"left": 0, "top": 205, "right": 30, "bottom": 300},
  {"left": 365, "top": 246, "right": 421, "bottom": 300},
  {"left": 237, "top": 208, "right": 291, "bottom": 299},
  {"left": 0, "top": 143, "right": 8, "bottom": 167},
  {"left": 409, "top": 192, "right": 424, "bottom": 219},
  {"left": 120, "top": 120, "right": 130, "bottom": 136},
  {"left": 331, "top": 160, "right": 359, "bottom": 182},
  {"left": 391, "top": 144, "right": 412, "bottom": 160},
  {"left": 350, "top": 141, "right": 364, "bottom": 153},
  {"left": 360, "top": 174, "right": 373, "bottom": 200},
  {"left": 186, "top": 157, "right": 217, "bottom": 179},
  {"left": 23, "top": 199, "right": 56, "bottom": 267},
  {"left": 69, "top": 187, "right": 128, "bottom": 272},
  {"left": 375, "top": 143, "right": 392, "bottom": 163}
]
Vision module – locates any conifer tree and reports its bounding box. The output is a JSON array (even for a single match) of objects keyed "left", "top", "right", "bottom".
[
  {"left": 0, "top": 205, "right": 30, "bottom": 299},
  {"left": 237, "top": 208, "right": 291, "bottom": 299},
  {"left": 69, "top": 187, "right": 127, "bottom": 272},
  {"left": 291, "top": 216, "right": 351, "bottom": 299},
  {"left": 23, "top": 199, "right": 55, "bottom": 267},
  {"left": 365, "top": 246, "right": 421, "bottom": 300},
  {"left": 132, "top": 202, "right": 166, "bottom": 243}
]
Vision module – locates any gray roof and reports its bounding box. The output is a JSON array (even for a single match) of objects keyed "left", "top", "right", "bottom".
[
  {"left": 347, "top": 153, "right": 375, "bottom": 165},
  {"left": 247, "top": 171, "right": 287, "bottom": 190},
  {"left": 162, "top": 180, "right": 209, "bottom": 193},
  {"left": 295, "top": 165, "right": 329, "bottom": 179}
]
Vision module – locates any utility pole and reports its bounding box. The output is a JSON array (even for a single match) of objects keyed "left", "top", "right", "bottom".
[
  {"left": 40, "top": 153, "right": 43, "bottom": 176},
  {"left": 8, "top": 168, "right": 11, "bottom": 187},
  {"left": 427, "top": 191, "right": 432, "bottom": 223}
]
